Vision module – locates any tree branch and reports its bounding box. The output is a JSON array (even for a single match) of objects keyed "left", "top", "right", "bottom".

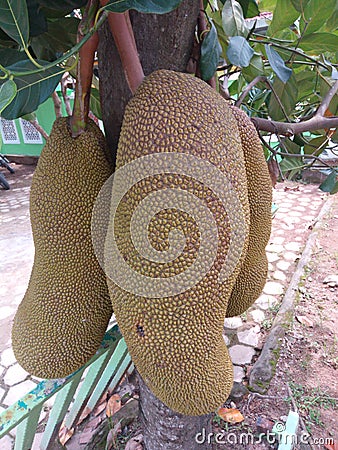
[
  {"left": 28, "top": 119, "right": 49, "bottom": 141},
  {"left": 52, "top": 92, "right": 62, "bottom": 118},
  {"left": 70, "top": 0, "right": 100, "bottom": 137},
  {"left": 252, "top": 115, "right": 338, "bottom": 135},
  {"left": 100, "top": 2, "right": 144, "bottom": 94}
]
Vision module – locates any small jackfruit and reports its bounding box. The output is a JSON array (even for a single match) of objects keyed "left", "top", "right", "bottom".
[
  {"left": 103, "top": 69, "right": 271, "bottom": 416},
  {"left": 12, "top": 118, "right": 113, "bottom": 379}
]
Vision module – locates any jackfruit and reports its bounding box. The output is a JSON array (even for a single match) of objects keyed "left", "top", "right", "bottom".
[
  {"left": 12, "top": 118, "right": 113, "bottom": 379},
  {"left": 225, "top": 106, "right": 272, "bottom": 317},
  {"left": 102, "top": 69, "right": 272, "bottom": 416}
]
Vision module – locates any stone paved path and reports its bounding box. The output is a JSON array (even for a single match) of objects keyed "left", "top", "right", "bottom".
[{"left": 0, "top": 165, "right": 329, "bottom": 449}]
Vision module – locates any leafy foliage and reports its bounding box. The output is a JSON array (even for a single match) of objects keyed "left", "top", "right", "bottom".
[{"left": 0, "top": 0, "right": 337, "bottom": 192}]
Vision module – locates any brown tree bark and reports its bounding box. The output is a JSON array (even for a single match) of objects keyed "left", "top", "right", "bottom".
[
  {"left": 138, "top": 371, "right": 213, "bottom": 450},
  {"left": 98, "top": 2, "right": 213, "bottom": 449},
  {"left": 98, "top": 0, "right": 200, "bottom": 162}
]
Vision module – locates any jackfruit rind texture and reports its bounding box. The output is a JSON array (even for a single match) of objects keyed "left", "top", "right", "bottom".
[
  {"left": 104, "top": 69, "right": 252, "bottom": 415},
  {"left": 12, "top": 118, "right": 113, "bottom": 379},
  {"left": 225, "top": 106, "right": 272, "bottom": 317}
]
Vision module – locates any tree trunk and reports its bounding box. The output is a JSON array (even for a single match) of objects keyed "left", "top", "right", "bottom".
[
  {"left": 98, "top": 0, "right": 200, "bottom": 160},
  {"left": 98, "top": 2, "right": 213, "bottom": 448},
  {"left": 137, "top": 371, "right": 213, "bottom": 450}
]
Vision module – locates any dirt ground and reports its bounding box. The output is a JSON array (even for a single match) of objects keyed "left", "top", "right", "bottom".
[{"left": 212, "top": 193, "right": 338, "bottom": 450}]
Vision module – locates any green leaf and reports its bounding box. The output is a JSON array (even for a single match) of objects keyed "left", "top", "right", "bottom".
[
  {"left": 31, "top": 17, "right": 79, "bottom": 61},
  {"left": 303, "top": 135, "right": 327, "bottom": 154},
  {"left": 222, "top": 0, "right": 248, "bottom": 37},
  {"left": 21, "top": 112, "right": 36, "bottom": 121},
  {"left": 0, "top": 49, "right": 28, "bottom": 67},
  {"left": 319, "top": 170, "right": 338, "bottom": 194},
  {"left": 242, "top": 54, "right": 265, "bottom": 83},
  {"left": 37, "top": 0, "right": 87, "bottom": 10},
  {"left": 227, "top": 36, "right": 254, "bottom": 67},
  {"left": 268, "top": 74, "right": 298, "bottom": 121},
  {"left": 27, "top": 0, "right": 47, "bottom": 37},
  {"left": 301, "top": 0, "right": 336, "bottom": 35},
  {"left": 236, "top": 0, "right": 260, "bottom": 18},
  {"left": 90, "top": 88, "right": 102, "bottom": 120},
  {"left": 265, "top": 45, "right": 292, "bottom": 83},
  {"left": 200, "top": 20, "right": 222, "bottom": 80},
  {"left": 325, "top": 4, "right": 338, "bottom": 32},
  {"left": 282, "top": 137, "right": 301, "bottom": 154},
  {"left": 0, "top": 0, "right": 29, "bottom": 47},
  {"left": 279, "top": 154, "right": 303, "bottom": 176},
  {"left": 268, "top": 0, "right": 299, "bottom": 35},
  {"left": 294, "top": 69, "right": 316, "bottom": 100},
  {"left": 298, "top": 33, "right": 338, "bottom": 54},
  {"left": 0, "top": 79, "right": 16, "bottom": 114},
  {"left": 0, "top": 59, "right": 63, "bottom": 119},
  {"left": 102, "top": 0, "right": 184, "bottom": 14}
]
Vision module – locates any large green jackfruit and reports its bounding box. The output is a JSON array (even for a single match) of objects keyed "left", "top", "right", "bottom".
[
  {"left": 103, "top": 69, "right": 271, "bottom": 416},
  {"left": 12, "top": 118, "right": 113, "bottom": 379}
]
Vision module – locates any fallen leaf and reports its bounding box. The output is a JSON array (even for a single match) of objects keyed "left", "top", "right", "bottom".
[
  {"left": 58, "top": 421, "right": 74, "bottom": 446},
  {"left": 106, "top": 393, "right": 122, "bottom": 418},
  {"left": 324, "top": 442, "right": 338, "bottom": 450},
  {"left": 76, "top": 405, "right": 92, "bottom": 426},
  {"left": 106, "top": 420, "right": 122, "bottom": 450},
  {"left": 94, "top": 400, "right": 107, "bottom": 417},
  {"left": 296, "top": 315, "right": 314, "bottom": 327},
  {"left": 217, "top": 407, "right": 244, "bottom": 423},
  {"left": 125, "top": 433, "right": 144, "bottom": 450}
]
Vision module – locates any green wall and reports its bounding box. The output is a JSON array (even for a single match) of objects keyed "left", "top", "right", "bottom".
[{"left": 1, "top": 93, "right": 72, "bottom": 157}]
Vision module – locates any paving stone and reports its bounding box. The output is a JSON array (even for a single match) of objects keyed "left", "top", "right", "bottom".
[
  {"left": 288, "top": 210, "right": 302, "bottom": 217},
  {"left": 255, "top": 294, "right": 279, "bottom": 310},
  {"left": 277, "top": 260, "right": 292, "bottom": 271},
  {"left": 250, "top": 309, "right": 265, "bottom": 323},
  {"left": 285, "top": 242, "right": 302, "bottom": 252},
  {"left": 224, "top": 317, "right": 243, "bottom": 329},
  {"left": 229, "top": 345, "right": 256, "bottom": 365},
  {"left": 303, "top": 215, "right": 315, "bottom": 221},
  {"left": 1, "top": 348, "right": 16, "bottom": 367},
  {"left": 284, "top": 251, "right": 298, "bottom": 261},
  {"left": 266, "top": 243, "right": 284, "bottom": 253},
  {"left": 237, "top": 327, "right": 260, "bottom": 347},
  {"left": 3, "top": 380, "right": 37, "bottom": 406},
  {"left": 266, "top": 252, "right": 279, "bottom": 263},
  {"left": 233, "top": 365, "right": 245, "bottom": 383},
  {"left": 275, "top": 229, "right": 285, "bottom": 235},
  {"left": 0, "top": 306, "right": 15, "bottom": 320},
  {"left": 4, "top": 364, "right": 29, "bottom": 386},
  {"left": 31, "top": 432, "right": 44, "bottom": 450},
  {"left": 273, "top": 270, "right": 287, "bottom": 281},
  {"left": 0, "top": 434, "right": 13, "bottom": 450},
  {"left": 263, "top": 281, "right": 284, "bottom": 296},
  {"left": 271, "top": 236, "right": 285, "bottom": 245}
]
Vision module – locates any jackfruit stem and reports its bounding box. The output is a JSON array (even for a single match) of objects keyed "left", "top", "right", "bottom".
[
  {"left": 100, "top": 5, "right": 144, "bottom": 94},
  {"left": 70, "top": 0, "right": 100, "bottom": 138}
]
